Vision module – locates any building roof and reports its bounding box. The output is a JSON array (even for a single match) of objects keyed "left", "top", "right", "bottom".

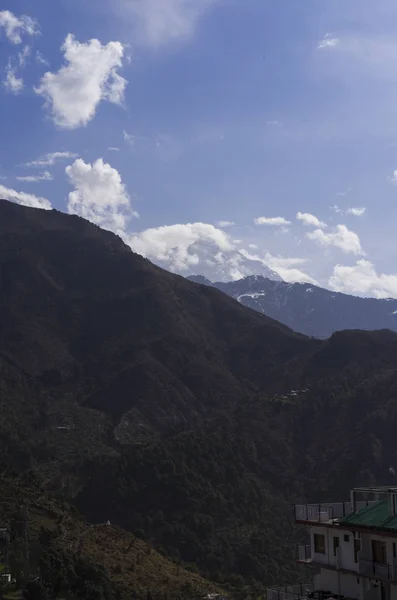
[{"left": 340, "top": 500, "right": 397, "bottom": 532}]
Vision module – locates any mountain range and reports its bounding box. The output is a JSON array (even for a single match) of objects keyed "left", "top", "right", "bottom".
[
  {"left": 1, "top": 199, "right": 397, "bottom": 598},
  {"left": 187, "top": 274, "right": 397, "bottom": 338}
]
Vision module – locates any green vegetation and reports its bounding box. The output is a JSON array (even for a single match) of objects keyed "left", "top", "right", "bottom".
[{"left": 0, "top": 200, "right": 397, "bottom": 598}]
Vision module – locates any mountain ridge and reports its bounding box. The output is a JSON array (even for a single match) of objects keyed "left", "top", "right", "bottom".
[{"left": 187, "top": 274, "right": 397, "bottom": 338}]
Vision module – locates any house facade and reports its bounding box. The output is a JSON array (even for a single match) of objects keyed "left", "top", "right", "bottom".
[{"left": 268, "top": 487, "right": 397, "bottom": 600}]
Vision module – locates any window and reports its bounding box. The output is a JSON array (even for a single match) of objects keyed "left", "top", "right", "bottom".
[
  {"left": 393, "top": 543, "right": 396, "bottom": 559},
  {"left": 344, "top": 534, "right": 350, "bottom": 542},
  {"left": 314, "top": 533, "right": 326, "bottom": 554},
  {"left": 372, "top": 540, "right": 387, "bottom": 565},
  {"left": 333, "top": 536, "right": 340, "bottom": 557},
  {"left": 354, "top": 538, "right": 361, "bottom": 563}
]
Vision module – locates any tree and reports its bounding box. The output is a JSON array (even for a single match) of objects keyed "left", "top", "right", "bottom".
[{"left": 22, "top": 580, "right": 48, "bottom": 600}]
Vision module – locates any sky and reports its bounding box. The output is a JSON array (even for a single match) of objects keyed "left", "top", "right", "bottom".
[{"left": 2, "top": 0, "right": 397, "bottom": 297}]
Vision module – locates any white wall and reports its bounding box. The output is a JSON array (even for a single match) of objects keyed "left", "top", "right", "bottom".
[
  {"left": 310, "top": 525, "right": 359, "bottom": 573},
  {"left": 311, "top": 526, "right": 334, "bottom": 567},
  {"left": 360, "top": 533, "right": 397, "bottom": 566},
  {"left": 314, "top": 568, "right": 338, "bottom": 593},
  {"left": 314, "top": 568, "right": 363, "bottom": 600}
]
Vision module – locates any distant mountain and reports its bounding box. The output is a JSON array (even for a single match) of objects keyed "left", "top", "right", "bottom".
[
  {"left": 187, "top": 275, "right": 397, "bottom": 338},
  {"left": 160, "top": 248, "right": 283, "bottom": 283}
]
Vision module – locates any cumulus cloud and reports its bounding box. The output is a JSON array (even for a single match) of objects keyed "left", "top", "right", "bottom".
[
  {"left": 66, "top": 158, "right": 137, "bottom": 236},
  {"left": 122, "top": 0, "right": 217, "bottom": 47},
  {"left": 0, "top": 184, "right": 51, "bottom": 209},
  {"left": 306, "top": 224, "right": 363, "bottom": 255},
  {"left": 296, "top": 212, "right": 326, "bottom": 228},
  {"left": 317, "top": 34, "right": 340, "bottom": 50},
  {"left": 35, "top": 35, "right": 127, "bottom": 129},
  {"left": 217, "top": 220, "right": 235, "bottom": 228},
  {"left": 25, "top": 151, "right": 78, "bottom": 167},
  {"left": 0, "top": 10, "right": 39, "bottom": 44},
  {"left": 16, "top": 171, "right": 52, "bottom": 183},
  {"left": 129, "top": 222, "right": 233, "bottom": 272},
  {"left": 254, "top": 216, "right": 291, "bottom": 226},
  {"left": 347, "top": 207, "right": 366, "bottom": 216},
  {"left": 128, "top": 220, "right": 317, "bottom": 283},
  {"left": 329, "top": 260, "right": 397, "bottom": 299}
]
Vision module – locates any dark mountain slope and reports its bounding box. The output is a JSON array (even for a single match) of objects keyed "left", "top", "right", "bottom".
[
  {"left": 0, "top": 201, "right": 311, "bottom": 435},
  {"left": 187, "top": 274, "right": 397, "bottom": 338},
  {"left": 1, "top": 200, "right": 397, "bottom": 591}
]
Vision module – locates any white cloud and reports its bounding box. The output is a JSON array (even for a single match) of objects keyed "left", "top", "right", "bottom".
[
  {"left": 128, "top": 222, "right": 315, "bottom": 283},
  {"left": 16, "top": 171, "right": 52, "bottom": 183},
  {"left": 306, "top": 224, "right": 363, "bottom": 255},
  {"left": 217, "top": 220, "right": 235, "bottom": 228},
  {"left": 18, "top": 44, "right": 31, "bottom": 67},
  {"left": 3, "top": 44, "right": 31, "bottom": 94},
  {"left": 123, "top": 130, "right": 136, "bottom": 146},
  {"left": 329, "top": 260, "right": 397, "bottom": 299},
  {"left": 66, "top": 158, "right": 137, "bottom": 236},
  {"left": 36, "top": 51, "right": 49, "bottom": 66},
  {"left": 254, "top": 216, "right": 291, "bottom": 226},
  {"left": 129, "top": 222, "right": 233, "bottom": 272},
  {"left": 25, "top": 151, "right": 78, "bottom": 167},
  {"left": 317, "top": 34, "right": 340, "bottom": 50},
  {"left": 346, "top": 207, "right": 366, "bottom": 216},
  {"left": 330, "top": 205, "right": 366, "bottom": 217},
  {"left": 121, "top": 0, "right": 217, "bottom": 47},
  {"left": 108, "top": 147, "right": 120, "bottom": 152},
  {"left": 0, "top": 10, "right": 39, "bottom": 44},
  {"left": 296, "top": 212, "right": 326, "bottom": 228},
  {"left": 35, "top": 34, "right": 127, "bottom": 129},
  {"left": 3, "top": 63, "right": 23, "bottom": 94},
  {"left": 0, "top": 184, "right": 51, "bottom": 209},
  {"left": 262, "top": 253, "right": 317, "bottom": 284},
  {"left": 318, "top": 33, "right": 397, "bottom": 83}
]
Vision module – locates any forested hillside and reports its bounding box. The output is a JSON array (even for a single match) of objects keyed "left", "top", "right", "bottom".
[{"left": 1, "top": 200, "right": 397, "bottom": 596}]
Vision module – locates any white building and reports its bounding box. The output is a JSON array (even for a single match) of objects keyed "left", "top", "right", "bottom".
[{"left": 267, "top": 487, "right": 397, "bottom": 600}]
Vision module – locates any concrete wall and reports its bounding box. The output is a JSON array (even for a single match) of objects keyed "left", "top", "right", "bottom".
[
  {"left": 314, "top": 568, "right": 363, "bottom": 600},
  {"left": 310, "top": 525, "right": 359, "bottom": 572},
  {"left": 360, "top": 532, "right": 397, "bottom": 566}
]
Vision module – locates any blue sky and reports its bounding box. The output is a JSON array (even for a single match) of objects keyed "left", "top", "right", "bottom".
[{"left": 2, "top": 0, "right": 397, "bottom": 296}]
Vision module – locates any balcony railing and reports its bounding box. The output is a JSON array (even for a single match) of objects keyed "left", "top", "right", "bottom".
[
  {"left": 267, "top": 584, "right": 313, "bottom": 600},
  {"left": 294, "top": 501, "right": 378, "bottom": 523},
  {"left": 359, "top": 559, "right": 395, "bottom": 582},
  {"left": 297, "top": 544, "right": 312, "bottom": 563}
]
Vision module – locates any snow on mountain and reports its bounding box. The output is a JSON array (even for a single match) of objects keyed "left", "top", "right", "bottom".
[
  {"left": 184, "top": 249, "right": 283, "bottom": 283},
  {"left": 187, "top": 275, "right": 397, "bottom": 339}
]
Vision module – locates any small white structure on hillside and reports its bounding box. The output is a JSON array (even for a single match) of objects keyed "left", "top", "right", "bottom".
[{"left": 267, "top": 487, "right": 397, "bottom": 600}]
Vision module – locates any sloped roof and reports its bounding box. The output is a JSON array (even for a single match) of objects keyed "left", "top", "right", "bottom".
[{"left": 340, "top": 500, "right": 397, "bottom": 532}]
